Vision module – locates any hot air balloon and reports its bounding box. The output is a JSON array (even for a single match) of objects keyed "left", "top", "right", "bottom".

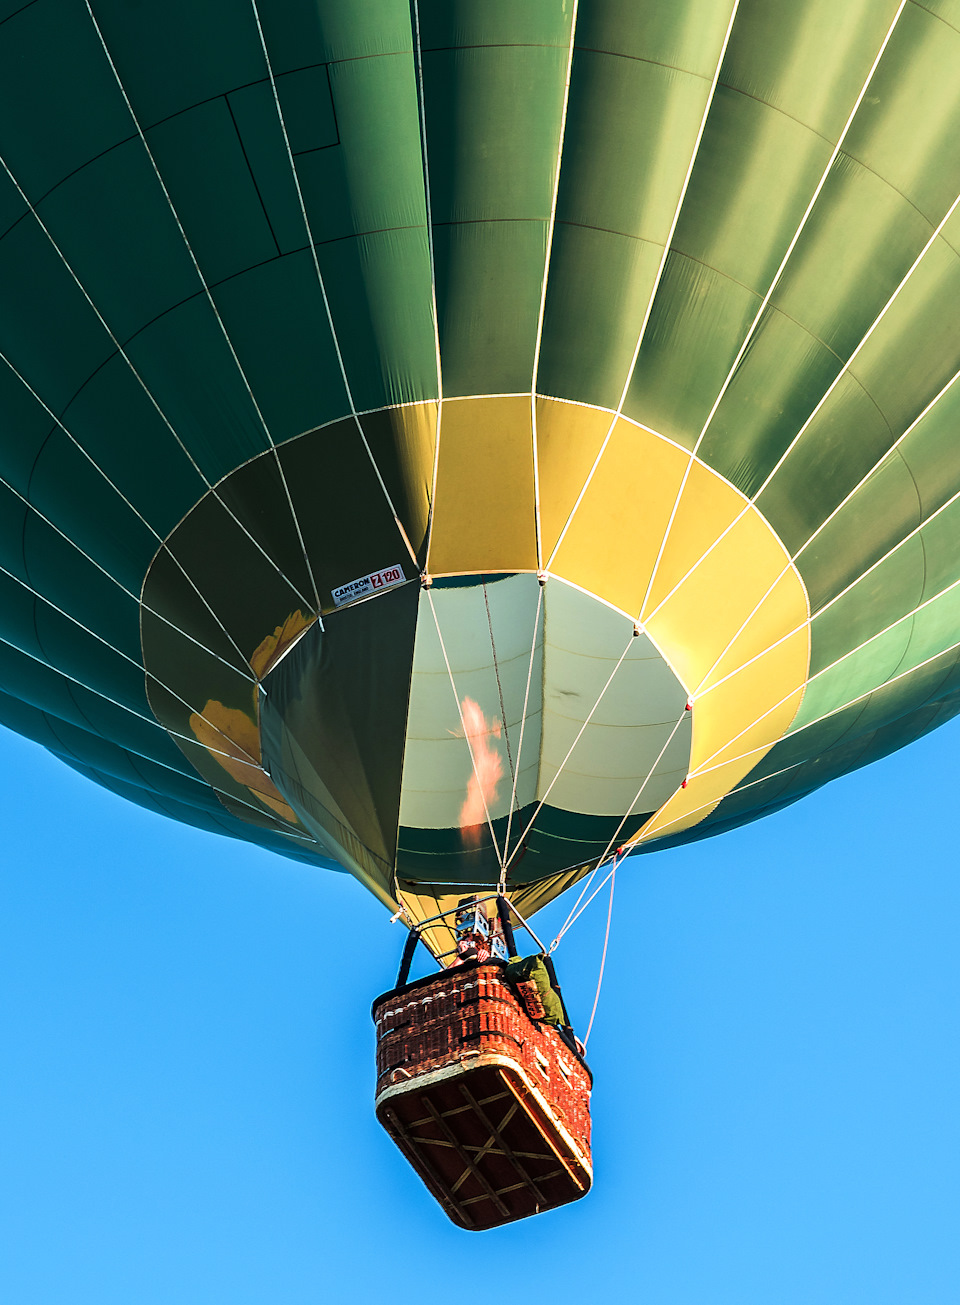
[{"left": 2, "top": 0, "right": 960, "bottom": 1225}]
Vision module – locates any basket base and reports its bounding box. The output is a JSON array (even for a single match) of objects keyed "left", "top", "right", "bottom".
[{"left": 375, "top": 1052, "right": 592, "bottom": 1230}]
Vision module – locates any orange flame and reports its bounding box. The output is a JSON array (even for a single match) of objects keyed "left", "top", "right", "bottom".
[{"left": 459, "top": 697, "right": 504, "bottom": 847}]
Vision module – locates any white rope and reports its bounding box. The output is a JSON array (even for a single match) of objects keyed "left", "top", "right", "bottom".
[
  {"left": 635, "top": 0, "right": 908, "bottom": 622},
  {"left": 684, "top": 564, "right": 960, "bottom": 789},
  {"left": 0, "top": 152, "right": 316, "bottom": 618},
  {"left": 248, "top": 0, "right": 419, "bottom": 568},
  {"left": 409, "top": 0, "right": 444, "bottom": 565},
  {"left": 85, "top": 0, "right": 322, "bottom": 613},
  {"left": 548, "top": 701, "right": 688, "bottom": 951},
  {"left": 596, "top": 707, "right": 690, "bottom": 859},
  {"left": 0, "top": 349, "right": 258, "bottom": 674},
  {"left": 531, "top": 0, "right": 580, "bottom": 567},
  {"left": 502, "top": 581, "right": 544, "bottom": 881},
  {"left": 503, "top": 631, "right": 635, "bottom": 875},
  {"left": 638, "top": 193, "right": 960, "bottom": 643},
  {"left": 425, "top": 588, "right": 505, "bottom": 868},
  {"left": 584, "top": 864, "right": 616, "bottom": 1045},
  {"left": 0, "top": 557, "right": 263, "bottom": 767},
  {"left": 0, "top": 470, "right": 255, "bottom": 682},
  {"left": 544, "top": 0, "right": 740, "bottom": 572},
  {"left": 0, "top": 628, "right": 311, "bottom": 834},
  {"left": 483, "top": 582, "right": 515, "bottom": 786},
  {"left": 551, "top": 859, "right": 618, "bottom": 950},
  {"left": 548, "top": 864, "right": 598, "bottom": 950}
]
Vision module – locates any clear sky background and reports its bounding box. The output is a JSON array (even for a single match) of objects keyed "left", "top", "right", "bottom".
[{"left": 2, "top": 715, "right": 959, "bottom": 1304}]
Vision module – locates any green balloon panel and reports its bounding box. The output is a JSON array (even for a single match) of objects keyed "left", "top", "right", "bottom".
[{"left": 0, "top": 0, "right": 958, "bottom": 901}]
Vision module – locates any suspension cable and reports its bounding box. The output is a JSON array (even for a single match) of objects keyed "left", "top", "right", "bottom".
[
  {"left": 584, "top": 865, "right": 616, "bottom": 1045},
  {"left": 550, "top": 850, "right": 625, "bottom": 952},
  {"left": 548, "top": 865, "right": 600, "bottom": 951}
]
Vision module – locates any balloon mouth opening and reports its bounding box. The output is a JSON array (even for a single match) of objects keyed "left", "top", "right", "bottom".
[{"left": 139, "top": 399, "right": 809, "bottom": 926}]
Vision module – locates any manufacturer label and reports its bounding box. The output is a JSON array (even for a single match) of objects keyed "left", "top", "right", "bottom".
[{"left": 331, "top": 563, "right": 406, "bottom": 608}]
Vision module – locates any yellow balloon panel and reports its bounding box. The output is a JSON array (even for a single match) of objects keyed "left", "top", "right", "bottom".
[
  {"left": 697, "top": 567, "right": 805, "bottom": 695},
  {"left": 427, "top": 396, "right": 538, "bottom": 575},
  {"left": 546, "top": 415, "right": 688, "bottom": 616},
  {"left": 541, "top": 407, "right": 811, "bottom": 846},
  {"left": 639, "top": 459, "right": 745, "bottom": 620},
  {"left": 643, "top": 507, "right": 803, "bottom": 692},
  {"left": 693, "top": 631, "right": 811, "bottom": 774},
  {"left": 535, "top": 397, "right": 613, "bottom": 561},
  {"left": 636, "top": 683, "right": 806, "bottom": 844}
]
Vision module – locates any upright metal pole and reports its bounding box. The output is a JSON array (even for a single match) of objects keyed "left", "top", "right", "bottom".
[
  {"left": 396, "top": 927, "right": 421, "bottom": 988},
  {"left": 496, "top": 895, "right": 518, "bottom": 958}
]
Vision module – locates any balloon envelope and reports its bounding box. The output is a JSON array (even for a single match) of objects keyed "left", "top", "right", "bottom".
[{"left": 1, "top": 0, "right": 959, "bottom": 932}]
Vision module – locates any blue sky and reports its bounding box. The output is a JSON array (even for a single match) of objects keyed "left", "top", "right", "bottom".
[{"left": 2, "top": 717, "right": 959, "bottom": 1304}]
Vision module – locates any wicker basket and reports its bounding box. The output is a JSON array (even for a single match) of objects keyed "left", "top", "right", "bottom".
[{"left": 372, "top": 961, "right": 592, "bottom": 1229}]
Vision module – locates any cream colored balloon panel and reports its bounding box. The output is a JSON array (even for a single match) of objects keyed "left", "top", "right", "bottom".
[
  {"left": 537, "top": 580, "right": 691, "bottom": 819},
  {"left": 398, "top": 575, "right": 544, "bottom": 835}
]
